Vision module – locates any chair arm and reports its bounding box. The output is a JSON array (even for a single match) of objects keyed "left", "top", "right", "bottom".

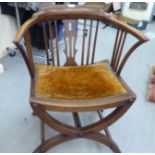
[{"left": 13, "top": 18, "right": 35, "bottom": 44}]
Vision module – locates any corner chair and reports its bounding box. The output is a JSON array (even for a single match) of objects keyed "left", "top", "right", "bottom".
[{"left": 13, "top": 5, "right": 148, "bottom": 153}]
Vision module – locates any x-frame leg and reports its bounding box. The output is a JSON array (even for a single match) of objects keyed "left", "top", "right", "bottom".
[{"left": 32, "top": 101, "right": 132, "bottom": 153}]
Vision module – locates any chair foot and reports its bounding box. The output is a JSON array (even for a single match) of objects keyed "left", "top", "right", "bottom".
[{"left": 34, "top": 146, "right": 46, "bottom": 153}]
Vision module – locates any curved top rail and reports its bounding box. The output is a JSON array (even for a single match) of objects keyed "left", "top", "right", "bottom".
[{"left": 13, "top": 5, "right": 148, "bottom": 44}]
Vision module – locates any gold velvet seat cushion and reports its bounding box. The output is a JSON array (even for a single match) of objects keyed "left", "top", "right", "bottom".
[{"left": 35, "top": 63, "right": 126, "bottom": 100}]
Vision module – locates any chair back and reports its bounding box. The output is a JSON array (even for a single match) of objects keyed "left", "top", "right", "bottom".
[{"left": 14, "top": 5, "right": 148, "bottom": 78}]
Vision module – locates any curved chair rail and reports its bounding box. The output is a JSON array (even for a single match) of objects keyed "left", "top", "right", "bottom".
[{"left": 14, "top": 5, "right": 148, "bottom": 43}]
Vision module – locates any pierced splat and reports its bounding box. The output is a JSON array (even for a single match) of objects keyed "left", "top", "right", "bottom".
[{"left": 63, "top": 20, "right": 78, "bottom": 66}]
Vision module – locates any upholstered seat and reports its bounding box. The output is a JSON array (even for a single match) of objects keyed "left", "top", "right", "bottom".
[{"left": 36, "top": 62, "right": 127, "bottom": 100}]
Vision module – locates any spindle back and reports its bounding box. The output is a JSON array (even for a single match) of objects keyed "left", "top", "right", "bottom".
[{"left": 14, "top": 5, "right": 148, "bottom": 78}]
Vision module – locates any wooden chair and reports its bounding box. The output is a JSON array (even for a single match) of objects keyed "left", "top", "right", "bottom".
[{"left": 13, "top": 5, "right": 148, "bottom": 153}]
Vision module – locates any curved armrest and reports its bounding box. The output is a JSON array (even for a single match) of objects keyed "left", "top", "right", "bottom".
[
  {"left": 13, "top": 6, "right": 149, "bottom": 45},
  {"left": 111, "top": 13, "right": 148, "bottom": 42},
  {"left": 13, "top": 18, "right": 35, "bottom": 44}
]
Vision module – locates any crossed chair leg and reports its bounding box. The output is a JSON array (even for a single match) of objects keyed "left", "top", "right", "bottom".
[{"left": 32, "top": 102, "right": 132, "bottom": 153}]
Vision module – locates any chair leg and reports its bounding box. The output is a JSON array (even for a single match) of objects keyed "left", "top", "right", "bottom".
[
  {"left": 32, "top": 102, "right": 133, "bottom": 153},
  {"left": 84, "top": 132, "right": 121, "bottom": 153},
  {"left": 34, "top": 134, "right": 78, "bottom": 153},
  {"left": 34, "top": 132, "right": 121, "bottom": 153},
  {"left": 72, "top": 112, "right": 82, "bottom": 128},
  {"left": 40, "top": 120, "right": 45, "bottom": 144},
  {"left": 97, "top": 111, "right": 111, "bottom": 138}
]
